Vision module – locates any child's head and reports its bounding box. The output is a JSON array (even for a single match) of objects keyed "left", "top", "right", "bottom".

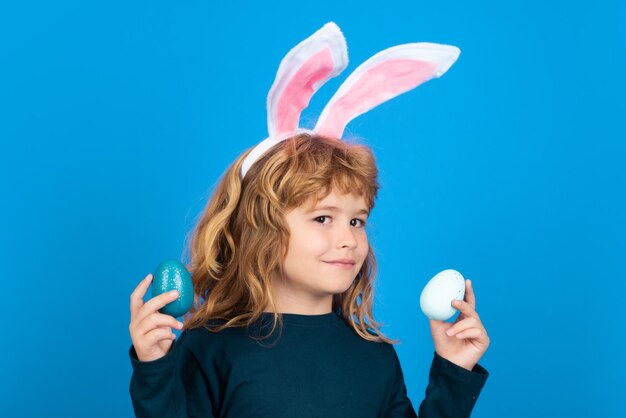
[{"left": 182, "top": 132, "right": 398, "bottom": 344}]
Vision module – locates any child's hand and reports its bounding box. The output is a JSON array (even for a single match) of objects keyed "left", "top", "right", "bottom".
[
  {"left": 129, "top": 273, "right": 185, "bottom": 362},
  {"left": 428, "top": 279, "right": 490, "bottom": 371}
]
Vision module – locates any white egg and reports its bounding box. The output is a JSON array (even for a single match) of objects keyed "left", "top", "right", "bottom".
[{"left": 420, "top": 269, "right": 466, "bottom": 321}]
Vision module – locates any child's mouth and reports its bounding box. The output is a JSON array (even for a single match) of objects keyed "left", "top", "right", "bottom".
[{"left": 324, "top": 261, "right": 354, "bottom": 269}]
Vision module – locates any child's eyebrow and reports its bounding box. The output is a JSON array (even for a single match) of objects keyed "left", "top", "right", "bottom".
[{"left": 308, "top": 206, "right": 370, "bottom": 216}]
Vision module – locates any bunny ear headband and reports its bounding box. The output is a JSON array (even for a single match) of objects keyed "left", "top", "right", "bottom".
[{"left": 239, "top": 21, "right": 460, "bottom": 179}]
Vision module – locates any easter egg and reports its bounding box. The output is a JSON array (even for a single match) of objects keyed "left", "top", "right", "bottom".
[
  {"left": 419, "top": 269, "right": 466, "bottom": 321},
  {"left": 152, "top": 259, "right": 194, "bottom": 318}
]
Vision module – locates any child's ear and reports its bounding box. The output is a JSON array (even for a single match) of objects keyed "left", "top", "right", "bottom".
[{"left": 314, "top": 42, "right": 461, "bottom": 139}]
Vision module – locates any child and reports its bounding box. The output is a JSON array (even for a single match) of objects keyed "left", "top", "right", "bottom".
[{"left": 129, "top": 22, "right": 490, "bottom": 418}]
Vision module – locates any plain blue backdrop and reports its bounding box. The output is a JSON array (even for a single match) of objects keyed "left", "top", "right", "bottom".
[{"left": 1, "top": 1, "right": 624, "bottom": 417}]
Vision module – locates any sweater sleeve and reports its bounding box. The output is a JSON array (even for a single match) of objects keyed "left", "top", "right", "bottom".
[
  {"left": 384, "top": 349, "right": 489, "bottom": 418},
  {"left": 417, "top": 351, "right": 489, "bottom": 418},
  {"left": 128, "top": 331, "right": 215, "bottom": 418}
]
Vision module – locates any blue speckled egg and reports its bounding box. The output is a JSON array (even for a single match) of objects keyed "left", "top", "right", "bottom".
[
  {"left": 420, "top": 269, "right": 466, "bottom": 321},
  {"left": 152, "top": 259, "right": 193, "bottom": 318}
]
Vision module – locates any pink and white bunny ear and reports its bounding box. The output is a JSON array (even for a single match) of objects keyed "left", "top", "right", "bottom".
[
  {"left": 314, "top": 42, "right": 461, "bottom": 139},
  {"left": 240, "top": 21, "right": 348, "bottom": 178},
  {"left": 267, "top": 21, "right": 348, "bottom": 139}
]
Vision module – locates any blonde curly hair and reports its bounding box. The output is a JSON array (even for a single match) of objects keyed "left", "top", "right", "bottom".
[{"left": 180, "top": 132, "right": 399, "bottom": 345}]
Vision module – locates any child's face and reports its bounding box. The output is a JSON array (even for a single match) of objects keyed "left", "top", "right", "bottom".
[{"left": 271, "top": 188, "right": 370, "bottom": 313}]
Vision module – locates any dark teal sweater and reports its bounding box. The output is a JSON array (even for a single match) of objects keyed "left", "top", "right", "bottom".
[{"left": 129, "top": 311, "right": 488, "bottom": 417}]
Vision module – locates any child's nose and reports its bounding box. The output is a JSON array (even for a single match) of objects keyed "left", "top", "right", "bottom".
[{"left": 336, "top": 225, "right": 358, "bottom": 248}]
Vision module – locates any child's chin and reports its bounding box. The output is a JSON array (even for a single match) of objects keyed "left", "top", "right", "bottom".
[{"left": 324, "top": 278, "right": 357, "bottom": 295}]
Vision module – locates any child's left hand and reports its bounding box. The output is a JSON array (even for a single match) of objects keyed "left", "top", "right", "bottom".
[{"left": 428, "top": 279, "right": 490, "bottom": 371}]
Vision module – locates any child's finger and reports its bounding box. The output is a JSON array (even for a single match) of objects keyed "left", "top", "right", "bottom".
[
  {"left": 446, "top": 316, "right": 480, "bottom": 337},
  {"left": 136, "top": 312, "right": 184, "bottom": 337},
  {"left": 453, "top": 327, "right": 483, "bottom": 340},
  {"left": 452, "top": 298, "right": 478, "bottom": 320},
  {"left": 141, "top": 290, "right": 181, "bottom": 319},
  {"left": 465, "top": 279, "right": 476, "bottom": 309},
  {"left": 130, "top": 273, "right": 153, "bottom": 318}
]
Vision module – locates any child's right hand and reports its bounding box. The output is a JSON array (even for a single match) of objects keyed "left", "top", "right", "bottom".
[{"left": 129, "top": 273, "right": 185, "bottom": 362}]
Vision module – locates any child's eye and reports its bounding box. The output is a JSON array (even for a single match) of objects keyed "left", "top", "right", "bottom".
[
  {"left": 313, "top": 216, "right": 367, "bottom": 228},
  {"left": 313, "top": 215, "right": 330, "bottom": 224}
]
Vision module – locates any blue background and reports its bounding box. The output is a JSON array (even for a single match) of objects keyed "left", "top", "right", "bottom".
[{"left": 1, "top": 1, "right": 624, "bottom": 417}]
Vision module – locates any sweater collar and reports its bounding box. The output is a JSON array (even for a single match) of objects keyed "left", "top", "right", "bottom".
[{"left": 259, "top": 311, "right": 342, "bottom": 326}]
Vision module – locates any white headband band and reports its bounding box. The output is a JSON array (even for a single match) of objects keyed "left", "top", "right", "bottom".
[{"left": 240, "top": 21, "right": 460, "bottom": 179}]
